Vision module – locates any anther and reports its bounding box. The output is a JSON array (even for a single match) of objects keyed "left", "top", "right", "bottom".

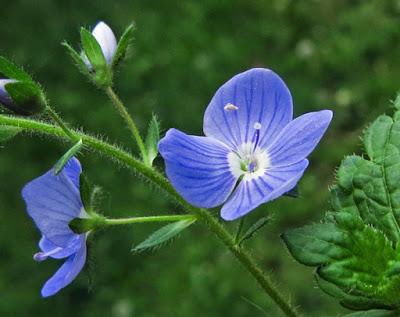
[
  {"left": 224, "top": 103, "right": 239, "bottom": 111},
  {"left": 33, "top": 252, "right": 48, "bottom": 262}
]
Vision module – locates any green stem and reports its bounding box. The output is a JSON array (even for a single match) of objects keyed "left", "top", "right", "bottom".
[
  {"left": 0, "top": 115, "right": 299, "bottom": 317},
  {"left": 45, "top": 106, "right": 78, "bottom": 142},
  {"left": 105, "top": 86, "right": 148, "bottom": 164},
  {"left": 104, "top": 214, "right": 196, "bottom": 226}
]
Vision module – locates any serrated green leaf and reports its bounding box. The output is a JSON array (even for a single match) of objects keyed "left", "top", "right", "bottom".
[
  {"left": 62, "top": 41, "right": 90, "bottom": 77},
  {"left": 112, "top": 23, "right": 135, "bottom": 67},
  {"left": 0, "top": 125, "right": 21, "bottom": 142},
  {"left": 0, "top": 56, "right": 33, "bottom": 82},
  {"left": 145, "top": 114, "right": 160, "bottom": 166},
  {"left": 4, "top": 81, "right": 45, "bottom": 115},
  {"left": 132, "top": 218, "right": 195, "bottom": 252},
  {"left": 54, "top": 139, "right": 83, "bottom": 175},
  {"left": 282, "top": 107, "right": 400, "bottom": 311}
]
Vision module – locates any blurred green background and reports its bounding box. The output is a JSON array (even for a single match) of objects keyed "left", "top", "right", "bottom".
[{"left": 1, "top": 0, "right": 400, "bottom": 316}]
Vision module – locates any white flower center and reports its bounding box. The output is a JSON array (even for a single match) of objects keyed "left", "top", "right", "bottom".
[{"left": 227, "top": 122, "right": 269, "bottom": 181}]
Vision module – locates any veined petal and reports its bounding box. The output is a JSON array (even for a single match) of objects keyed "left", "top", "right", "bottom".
[
  {"left": 267, "top": 110, "right": 332, "bottom": 167},
  {"left": 41, "top": 240, "right": 87, "bottom": 297},
  {"left": 36, "top": 235, "right": 85, "bottom": 260},
  {"left": 92, "top": 21, "right": 117, "bottom": 64},
  {"left": 203, "top": 68, "right": 293, "bottom": 149},
  {"left": 221, "top": 160, "right": 309, "bottom": 220},
  {"left": 158, "top": 128, "right": 238, "bottom": 208},
  {"left": 22, "top": 158, "right": 84, "bottom": 246}
]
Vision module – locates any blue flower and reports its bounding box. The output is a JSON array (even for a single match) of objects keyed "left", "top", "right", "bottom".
[
  {"left": 22, "top": 157, "right": 87, "bottom": 297},
  {"left": 158, "top": 68, "right": 333, "bottom": 220}
]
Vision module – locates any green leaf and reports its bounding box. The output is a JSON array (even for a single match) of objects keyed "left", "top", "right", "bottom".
[
  {"left": 54, "top": 139, "right": 83, "bottom": 174},
  {"left": 4, "top": 81, "right": 46, "bottom": 115},
  {"left": 145, "top": 114, "right": 160, "bottom": 166},
  {"left": 282, "top": 107, "right": 400, "bottom": 312},
  {"left": 343, "top": 310, "right": 400, "bottom": 317},
  {"left": 0, "top": 56, "right": 33, "bottom": 82},
  {"left": 239, "top": 216, "right": 271, "bottom": 245},
  {"left": 112, "top": 23, "right": 135, "bottom": 67},
  {"left": 132, "top": 218, "right": 196, "bottom": 252},
  {"left": 62, "top": 41, "right": 90, "bottom": 77},
  {"left": 0, "top": 125, "right": 21, "bottom": 142}
]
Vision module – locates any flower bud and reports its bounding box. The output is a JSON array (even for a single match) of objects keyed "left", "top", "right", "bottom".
[
  {"left": 92, "top": 22, "right": 117, "bottom": 64},
  {"left": 0, "top": 78, "right": 46, "bottom": 115},
  {"left": 83, "top": 21, "right": 117, "bottom": 68},
  {"left": 0, "top": 79, "right": 17, "bottom": 108}
]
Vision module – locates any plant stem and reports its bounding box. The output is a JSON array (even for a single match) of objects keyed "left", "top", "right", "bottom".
[
  {"left": 105, "top": 86, "right": 148, "bottom": 164},
  {"left": 0, "top": 115, "right": 300, "bottom": 317},
  {"left": 45, "top": 106, "right": 78, "bottom": 142},
  {"left": 104, "top": 214, "right": 196, "bottom": 226}
]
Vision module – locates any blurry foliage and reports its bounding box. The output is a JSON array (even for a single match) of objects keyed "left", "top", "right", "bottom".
[{"left": 1, "top": 0, "right": 400, "bottom": 316}]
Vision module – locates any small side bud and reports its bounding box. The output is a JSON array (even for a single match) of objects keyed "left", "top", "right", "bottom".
[
  {"left": 0, "top": 79, "right": 46, "bottom": 115},
  {"left": 0, "top": 79, "right": 17, "bottom": 108}
]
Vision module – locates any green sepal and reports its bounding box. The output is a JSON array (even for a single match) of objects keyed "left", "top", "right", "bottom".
[
  {"left": 54, "top": 139, "right": 83, "bottom": 175},
  {"left": 238, "top": 216, "right": 271, "bottom": 245},
  {"left": 132, "top": 218, "right": 196, "bottom": 252},
  {"left": 69, "top": 212, "right": 106, "bottom": 234},
  {"left": 145, "top": 113, "right": 160, "bottom": 166},
  {"left": 0, "top": 125, "right": 21, "bottom": 142},
  {"left": 4, "top": 81, "right": 46, "bottom": 115},
  {"left": 283, "top": 185, "right": 299, "bottom": 198},
  {"left": 61, "top": 41, "right": 90, "bottom": 77},
  {"left": 79, "top": 172, "right": 92, "bottom": 213},
  {"left": 0, "top": 56, "right": 33, "bottom": 82},
  {"left": 80, "top": 27, "right": 111, "bottom": 87},
  {"left": 112, "top": 23, "right": 135, "bottom": 68}
]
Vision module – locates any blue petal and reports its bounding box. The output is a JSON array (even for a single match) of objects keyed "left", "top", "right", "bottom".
[
  {"left": 158, "top": 129, "right": 238, "bottom": 208},
  {"left": 63, "top": 157, "right": 82, "bottom": 189},
  {"left": 41, "top": 240, "right": 87, "bottom": 297},
  {"left": 38, "top": 235, "right": 85, "bottom": 260},
  {"left": 221, "top": 160, "right": 309, "bottom": 220},
  {"left": 267, "top": 110, "right": 333, "bottom": 167},
  {"left": 22, "top": 158, "right": 83, "bottom": 247},
  {"left": 203, "top": 68, "right": 293, "bottom": 149}
]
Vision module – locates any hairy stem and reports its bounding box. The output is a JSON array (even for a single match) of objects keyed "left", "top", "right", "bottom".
[
  {"left": 0, "top": 115, "right": 299, "bottom": 317},
  {"left": 105, "top": 86, "right": 148, "bottom": 164},
  {"left": 104, "top": 214, "right": 196, "bottom": 226}
]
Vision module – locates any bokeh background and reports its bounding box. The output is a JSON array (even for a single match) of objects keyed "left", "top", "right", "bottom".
[{"left": 1, "top": 1, "right": 400, "bottom": 316}]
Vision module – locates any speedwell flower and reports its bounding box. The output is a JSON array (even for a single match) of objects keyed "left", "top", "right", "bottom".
[
  {"left": 22, "top": 157, "right": 88, "bottom": 297},
  {"left": 158, "top": 68, "right": 333, "bottom": 220},
  {"left": 84, "top": 21, "right": 117, "bottom": 67}
]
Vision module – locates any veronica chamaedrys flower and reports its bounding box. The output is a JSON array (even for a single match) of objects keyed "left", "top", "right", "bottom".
[
  {"left": 22, "top": 157, "right": 88, "bottom": 297},
  {"left": 158, "top": 68, "right": 333, "bottom": 221},
  {"left": 84, "top": 21, "right": 117, "bottom": 67}
]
